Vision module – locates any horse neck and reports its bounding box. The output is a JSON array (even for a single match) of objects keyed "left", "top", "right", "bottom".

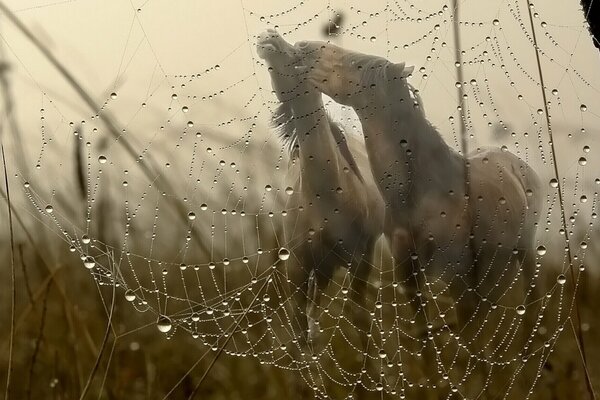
[
  {"left": 357, "top": 98, "right": 464, "bottom": 205},
  {"left": 289, "top": 98, "right": 349, "bottom": 196}
]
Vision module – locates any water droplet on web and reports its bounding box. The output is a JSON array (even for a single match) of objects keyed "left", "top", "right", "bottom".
[
  {"left": 83, "top": 256, "right": 95, "bottom": 269},
  {"left": 516, "top": 305, "right": 526, "bottom": 315},
  {"left": 82, "top": 235, "right": 91, "bottom": 244},
  {"left": 536, "top": 245, "right": 547, "bottom": 256},
  {"left": 157, "top": 315, "right": 172, "bottom": 333},
  {"left": 285, "top": 187, "right": 294, "bottom": 195},
  {"left": 493, "top": 19, "right": 500, "bottom": 26},
  {"left": 580, "top": 104, "right": 587, "bottom": 112},
  {"left": 278, "top": 247, "right": 290, "bottom": 261},
  {"left": 370, "top": 36, "right": 377, "bottom": 42},
  {"left": 124, "top": 289, "right": 136, "bottom": 301},
  {"left": 110, "top": 92, "right": 117, "bottom": 99},
  {"left": 188, "top": 212, "right": 196, "bottom": 220},
  {"left": 557, "top": 274, "right": 566, "bottom": 285},
  {"left": 45, "top": 205, "right": 54, "bottom": 213},
  {"left": 98, "top": 155, "right": 107, "bottom": 164},
  {"left": 549, "top": 178, "right": 558, "bottom": 188},
  {"left": 551, "top": 89, "right": 559, "bottom": 95},
  {"left": 182, "top": 106, "right": 189, "bottom": 113}
]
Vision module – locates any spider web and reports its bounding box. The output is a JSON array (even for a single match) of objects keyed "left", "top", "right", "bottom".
[{"left": 1, "top": 0, "right": 598, "bottom": 398}]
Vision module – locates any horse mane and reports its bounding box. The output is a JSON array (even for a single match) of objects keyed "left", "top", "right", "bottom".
[
  {"left": 272, "top": 101, "right": 365, "bottom": 182},
  {"left": 339, "top": 52, "right": 424, "bottom": 113},
  {"left": 272, "top": 102, "right": 299, "bottom": 157}
]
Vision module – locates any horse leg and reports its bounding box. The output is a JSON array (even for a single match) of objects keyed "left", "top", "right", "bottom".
[
  {"left": 348, "top": 242, "right": 376, "bottom": 400},
  {"left": 306, "top": 262, "right": 334, "bottom": 344},
  {"left": 389, "top": 227, "right": 439, "bottom": 391},
  {"left": 519, "top": 246, "right": 541, "bottom": 348},
  {"left": 349, "top": 242, "right": 374, "bottom": 352}
]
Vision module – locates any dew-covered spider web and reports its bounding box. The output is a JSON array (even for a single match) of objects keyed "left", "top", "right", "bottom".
[{"left": 1, "top": 0, "right": 599, "bottom": 398}]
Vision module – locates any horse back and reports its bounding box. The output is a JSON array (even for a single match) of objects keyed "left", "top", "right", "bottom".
[{"left": 468, "top": 148, "right": 542, "bottom": 239}]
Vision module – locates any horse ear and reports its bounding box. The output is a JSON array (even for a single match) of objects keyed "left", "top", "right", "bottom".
[
  {"left": 401, "top": 65, "right": 415, "bottom": 78},
  {"left": 390, "top": 62, "right": 414, "bottom": 79}
]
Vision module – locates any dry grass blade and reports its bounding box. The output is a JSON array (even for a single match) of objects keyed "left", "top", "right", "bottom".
[
  {"left": 18, "top": 245, "right": 34, "bottom": 306},
  {"left": 26, "top": 283, "right": 51, "bottom": 400},
  {"left": 73, "top": 124, "right": 87, "bottom": 200},
  {"left": 1, "top": 145, "right": 16, "bottom": 400},
  {"left": 0, "top": 1, "right": 210, "bottom": 256}
]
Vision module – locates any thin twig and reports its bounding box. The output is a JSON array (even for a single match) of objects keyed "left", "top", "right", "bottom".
[
  {"left": 79, "top": 256, "right": 117, "bottom": 400},
  {"left": 524, "top": 1, "right": 595, "bottom": 399},
  {"left": 451, "top": 0, "right": 468, "bottom": 158},
  {"left": 1, "top": 145, "right": 16, "bottom": 400},
  {"left": 187, "top": 272, "right": 274, "bottom": 400}
]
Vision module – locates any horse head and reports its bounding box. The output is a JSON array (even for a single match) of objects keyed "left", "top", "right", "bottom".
[
  {"left": 294, "top": 40, "right": 416, "bottom": 110},
  {"left": 257, "top": 30, "right": 320, "bottom": 104}
]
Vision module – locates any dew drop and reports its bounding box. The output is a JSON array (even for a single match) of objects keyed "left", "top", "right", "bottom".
[
  {"left": 557, "top": 274, "right": 566, "bottom": 285},
  {"left": 493, "top": 19, "right": 500, "bottom": 26},
  {"left": 110, "top": 92, "right": 117, "bottom": 99},
  {"left": 83, "top": 256, "right": 95, "bottom": 269},
  {"left": 124, "top": 289, "right": 136, "bottom": 302},
  {"left": 370, "top": 36, "right": 377, "bottom": 42},
  {"left": 98, "top": 155, "right": 107, "bottom": 164},
  {"left": 188, "top": 212, "right": 196, "bottom": 220},
  {"left": 157, "top": 315, "right": 172, "bottom": 333},
  {"left": 278, "top": 247, "right": 290, "bottom": 261},
  {"left": 516, "top": 305, "right": 526, "bottom": 315},
  {"left": 536, "top": 245, "right": 547, "bottom": 256},
  {"left": 580, "top": 104, "right": 587, "bottom": 112},
  {"left": 549, "top": 178, "right": 558, "bottom": 188},
  {"left": 285, "top": 186, "right": 294, "bottom": 195},
  {"left": 45, "top": 205, "right": 54, "bottom": 213},
  {"left": 82, "top": 235, "right": 91, "bottom": 244}
]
